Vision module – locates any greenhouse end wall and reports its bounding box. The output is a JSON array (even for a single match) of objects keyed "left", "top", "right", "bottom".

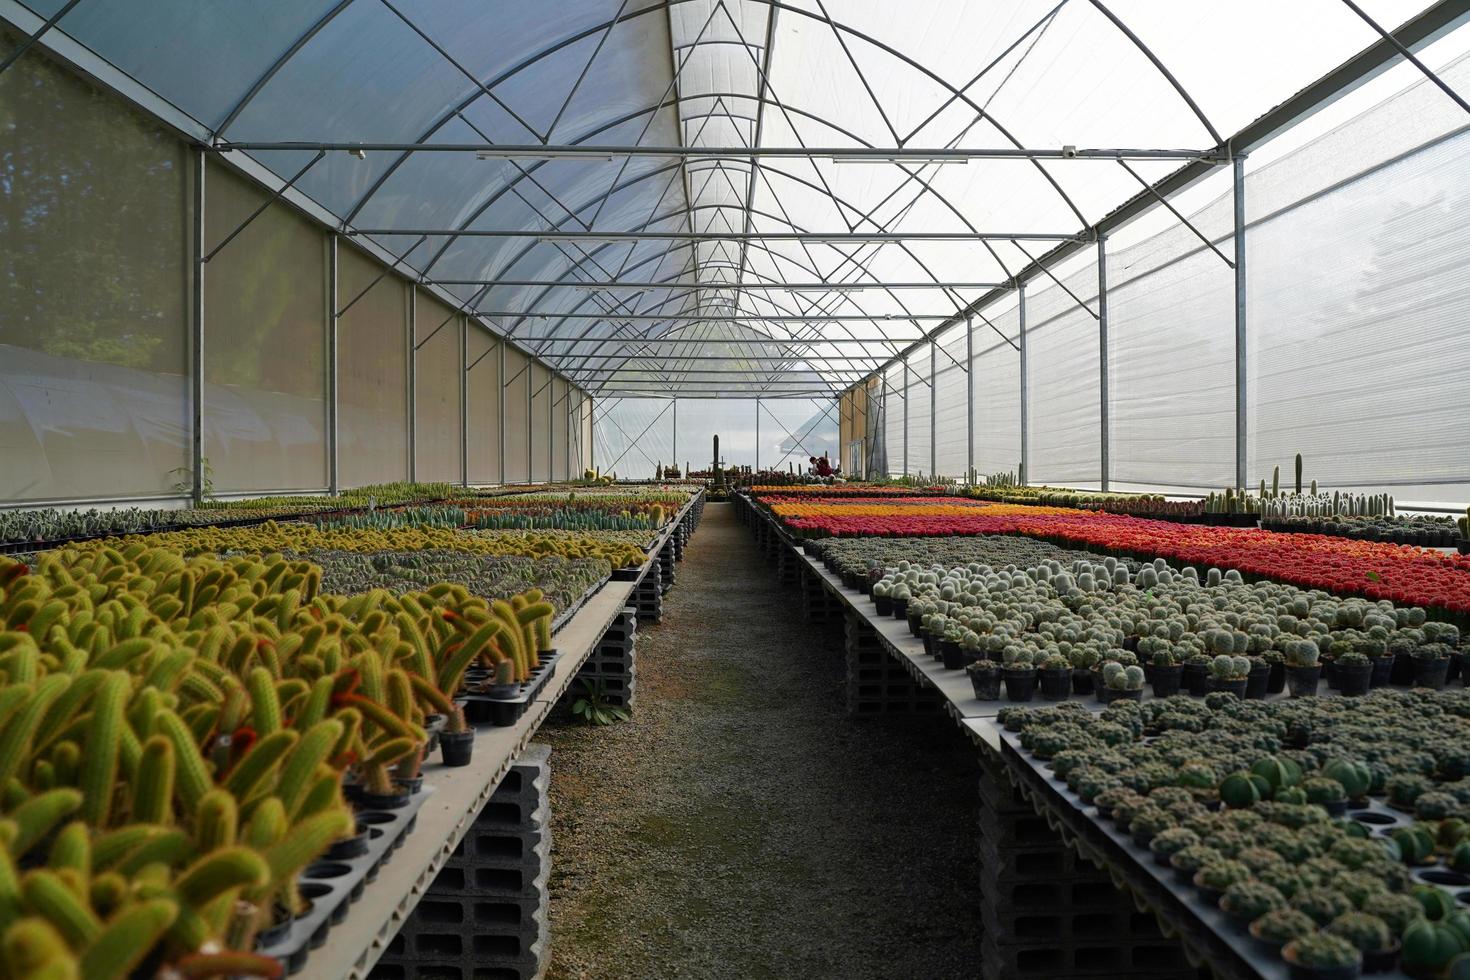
[{"left": 0, "top": 35, "right": 589, "bottom": 504}]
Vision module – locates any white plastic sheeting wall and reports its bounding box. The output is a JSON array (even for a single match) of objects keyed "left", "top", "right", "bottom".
[
  {"left": 934, "top": 327, "right": 969, "bottom": 480},
  {"left": 904, "top": 349, "right": 932, "bottom": 477}
]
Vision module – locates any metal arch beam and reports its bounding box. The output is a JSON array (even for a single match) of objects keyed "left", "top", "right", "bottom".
[
  {"left": 461, "top": 154, "right": 1021, "bottom": 346},
  {"left": 0, "top": 0, "right": 83, "bottom": 76},
  {"left": 333, "top": 0, "right": 1091, "bottom": 265},
  {"left": 1086, "top": 0, "right": 1224, "bottom": 147},
  {"left": 457, "top": 159, "right": 976, "bottom": 356},
  {"left": 1338, "top": 0, "right": 1470, "bottom": 118},
  {"left": 214, "top": 0, "right": 359, "bottom": 136}
]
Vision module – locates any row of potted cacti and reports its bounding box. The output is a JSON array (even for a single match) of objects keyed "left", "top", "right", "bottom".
[
  {"left": 1001, "top": 690, "right": 1470, "bottom": 978},
  {"left": 0, "top": 542, "right": 560, "bottom": 976},
  {"left": 60, "top": 523, "right": 651, "bottom": 571},
  {"left": 863, "top": 552, "right": 1462, "bottom": 706}
]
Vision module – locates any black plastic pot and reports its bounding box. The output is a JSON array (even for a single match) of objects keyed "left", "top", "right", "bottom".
[
  {"left": 1286, "top": 664, "right": 1321, "bottom": 697},
  {"left": 1245, "top": 661, "right": 1271, "bottom": 700},
  {"left": 921, "top": 631, "right": 936, "bottom": 659},
  {"left": 1209, "top": 677, "right": 1248, "bottom": 699},
  {"left": 1267, "top": 660, "right": 1286, "bottom": 694},
  {"left": 1039, "top": 667, "right": 1072, "bottom": 701},
  {"left": 906, "top": 611, "right": 923, "bottom": 635},
  {"left": 1282, "top": 943, "right": 1361, "bottom": 980},
  {"left": 1337, "top": 661, "right": 1373, "bottom": 697},
  {"left": 1390, "top": 650, "right": 1414, "bottom": 686},
  {"left": 1150, "top": 663, "right": 1183, "bottom": 699},
  {"left": 1002, "top": 669, "right": 1037, "bottom": 702},
  {"left": 1361, "top": 941, "right": 1399, "bottom": 974},
  {"left": 1098, "top": 685, "right": 1143, "bottom": 704},
  {"left": 893, "top": 597, "right": 909, "bottom": 621},
  {"left": 873, "top": 595, "right": 893, "bottom": 616},
  {"left": 440, "top": 730, "right": 474, "bottom": 767},
  {"left": 353, "top": 788, "right": 411, "bottom": 811},
  {"left": 1324, "top": 656, "right": 1339, "bottom": 690},
  {"left": 1412, "top": 655, "right": 1451, "bottom": 690},
  {"left": 1369, "top": 656, "right": 1394, "bottom": 688},
  {"left": 940, "top": 640, "right": 965, "bottom": 671},
  {"left": 969, "top": 671, "right": 1002, "bottom": 701},
  {"left": 1183, "top": 662, "right": 1211, "bottom": 696},
  {"left": 1460, "top": 652, "right": 1470, "bottom": 686},
  {"left": 1070, "top": 668, "right": 1094, "bottom": 695}
]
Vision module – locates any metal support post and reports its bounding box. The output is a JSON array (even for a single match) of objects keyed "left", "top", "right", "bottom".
[
  {"left": 965, "top": 313, "right": 974, "bottom": 485},
  {"left": 460, "top": 315, "right": 469, "bottom": 488},
  {"left": 929, "top": 339, "right": 937, "bottom": 480},
  {"left": 407, "top": 287, "right": 416, "bottom": 483},
  {"left": 1018, "top": 282, "right": 1028, "bottom": 487},
  {"left": 754, "top": 398, "right": 760, "bottom": 472},
  {"left": 672, "top": 399, "right": 678, "bottom": 476},
  {"left": 1098, "top": 234, "right": 1110, "bottom": 492},
  {"left": 525, "top": 360, "right": 532, "bottom": 484},
  {"left": 190, "top": 150, "right": 205, "bottom": 504},
  {"left": 498, "top": 343, "right": 506, "bottom": 485},
  {"left": 328, "top": 234, "right": 339, "bottom": 496},
  {"left": 1233, "top": 155, "right": 1248, "bottom": 490},
  {"left": 902, "top": 355, "right": 909, "bottom": 478}
]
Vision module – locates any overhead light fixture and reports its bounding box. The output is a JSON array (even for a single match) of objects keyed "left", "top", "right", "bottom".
[
  {"left": 347, "top": 148, "right": 366, "bottom": 160},
  {"left": 476, "top": 150, "right": 614, "bottom": 162},
  {"left": 828, "top": 155, "right": 969, "bottom": 166}
]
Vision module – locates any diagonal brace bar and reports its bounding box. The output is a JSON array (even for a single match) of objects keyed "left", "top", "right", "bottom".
[{"left": 202, "top": 151, "right": 325, "bottom": 263}]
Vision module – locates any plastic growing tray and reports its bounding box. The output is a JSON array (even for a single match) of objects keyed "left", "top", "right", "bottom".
[
  {"left": 459, "top": 649, "right": 562, "bottom": 727},
  {"left": 257, "top": 787, "right": 432, "bottom": 975},
  {"left": 997, "top": 731, "right": 1422, "bottom": 980}
]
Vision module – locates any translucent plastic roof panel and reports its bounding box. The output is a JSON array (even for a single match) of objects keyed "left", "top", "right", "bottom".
[{"left": 13, "top": 0, "right": 1464, "bottom": 394}]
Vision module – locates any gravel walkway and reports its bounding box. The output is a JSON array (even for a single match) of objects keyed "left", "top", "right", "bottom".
[{"left": 543, "top": 502, "right": 982, "bottom": 979}]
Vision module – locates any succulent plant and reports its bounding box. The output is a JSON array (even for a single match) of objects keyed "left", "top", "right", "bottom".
[
  {"left": 1328, "top": 911, "right": 1395, "bottom": 953},
  {"left": 1252, "top": 907, "right": 1317, "bottom": 946},
  {"left": 1220, "top": 880, "right": 1287, "bottom": 920},
  {"left": 1284, "top": 931, "right": 1362, "bottom": 970}
]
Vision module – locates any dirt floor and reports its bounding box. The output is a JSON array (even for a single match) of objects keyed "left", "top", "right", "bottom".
[{"left": 542, "top": 502, "right": 982, "bottom": 979}]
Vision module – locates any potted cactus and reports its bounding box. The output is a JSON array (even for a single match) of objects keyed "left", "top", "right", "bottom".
[
  {"left": 1038, "top": 653, "right": 1072, "bottom": 700},
  {"left": 1098, "top": 662, "right": 1145, "bottom": 703},
  {"left": 1250, "top": 908, "right": 1318, "bottom": 952},
  {"left": 1282, "top": 931, "right": 1363, "bottom": 980},
  {"left": 1286, "top": 641, "right": 1322, "bottom": 697},
  {"left": 1209, "top": 655, "right": 1251, "bottom": 699},
  {"left": 870, "top": 580, "right": 893, "bottom": 616},
  {"left": 1262, "top": 649, "right": 1288, "bottom": 694},
  {"left": 967, "top": 660, "right": 1002, "bottom": 701},
  {"left": 1334, "top": 651, "right": 1372, "bottom": 697},
  {"left": 1411, "top": 643, "right": 1452, "bottom": 690},
  {"left": 1183, "top": 652, "right": 1213, "bottom": 697},
  {"left": 1246, "top": 656, "right": 1272, "bottom": 700},
  {"left": 1069, "top": 647, "right": 1099, "bottom": 694},
  {"left": 1221, "top": 880, "right": 1287, "bottom": 927},
  {"left": 1193, "top": 858, "right": 1253, "bottom": 905},
  {"left": 1149, "top": 649, "right": 1184, "bottom": 698},
  {"left": 1002, "top": 655, "right": 1038, "bottom": 702},
  {"left": 1327, "top": 912, "right": 1398, "bottom": 973},
  {"left": 940, "top": 621, "right": 967, "bottom": 670}
]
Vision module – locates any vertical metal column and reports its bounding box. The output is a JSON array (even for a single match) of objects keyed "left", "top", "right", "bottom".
[
  {"left": 460, "top": 316, "right": 469, "bottom": 488},
  {"left": 525, "top": 358, "right": 532, "bottom": 484},
  {"left": 407, "top": 287, "right": 417, "bottom": 483},
  {"left": 190, "top": 150, "right": 205, "bottom": 504},
  {"left": 929, "top": 338, "right": 937, "bottom": 479},
  {"left": 754, "top": 398, "right": 760, "bottom": 472},
  {"left": 901, "top": 355, "right": 909, "bottom": 478},
  {"left": 498, "top": 343, "right": 506, "bottom": 485},
  {"left": 1018, "top": 282, "right": 1028, "bottom": 487},
  {"left": 965, "top": 313, "right": 974, "bottom": 485},
  {"left": 672, "top": 399, "right": 678, "bottom": 475},
  {"left": 589, "top": 395, "right": 596, "bottom": 475},
  {"left": 328, "top": 235, "right": 339, "bottom": 496},
  {"left": 1097, "top": 234, "right": 1110, "bottom": 492},
  {"left": 1233, "top": 155, "right": 1248, "bottom": 490}
]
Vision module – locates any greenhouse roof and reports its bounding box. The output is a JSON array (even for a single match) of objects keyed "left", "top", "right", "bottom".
[{"left": 4, "top": 0, "right": 1466, "bottom": 396}]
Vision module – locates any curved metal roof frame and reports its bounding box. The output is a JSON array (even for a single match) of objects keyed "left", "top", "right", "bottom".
[{"left": 8, "top": 0, "right": 1460, "bottom": 396}]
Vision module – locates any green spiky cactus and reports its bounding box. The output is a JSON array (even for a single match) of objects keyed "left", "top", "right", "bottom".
[
  {"left": 77, "top": 897, "right": 177, "bottom": 980},
  {"left": 9, "top": 790, "right": 82, "bottom": 859},
  {"left": 156, "top": 711, "right": 211, "bottom": 811},
  {"left": 275, "top": 720, "right": 342, "bottom": 820},
  {"left": 221, "top": 730, "right": 298, "bottom": 804},
  {"left": 3, "top": 919, "right": 77, "bottom": 980},
  {"left": 21, "top": 870, "right": 101, "bottom": 947},
  {"left": 77, "top": 674, "right": 128, "bottom": 827},
  {"left": 131, "top": 736, "right": 175, "bottom": 826}
]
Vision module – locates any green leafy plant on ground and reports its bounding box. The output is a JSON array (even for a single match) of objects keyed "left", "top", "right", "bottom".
[{"left": 572, "top": 679, "right": 631, "bottom": 726}]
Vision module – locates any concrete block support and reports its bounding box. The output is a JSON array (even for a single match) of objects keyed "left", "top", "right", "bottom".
[{"left": 373, "top": 745, "right": 553, "bottom": 980}]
